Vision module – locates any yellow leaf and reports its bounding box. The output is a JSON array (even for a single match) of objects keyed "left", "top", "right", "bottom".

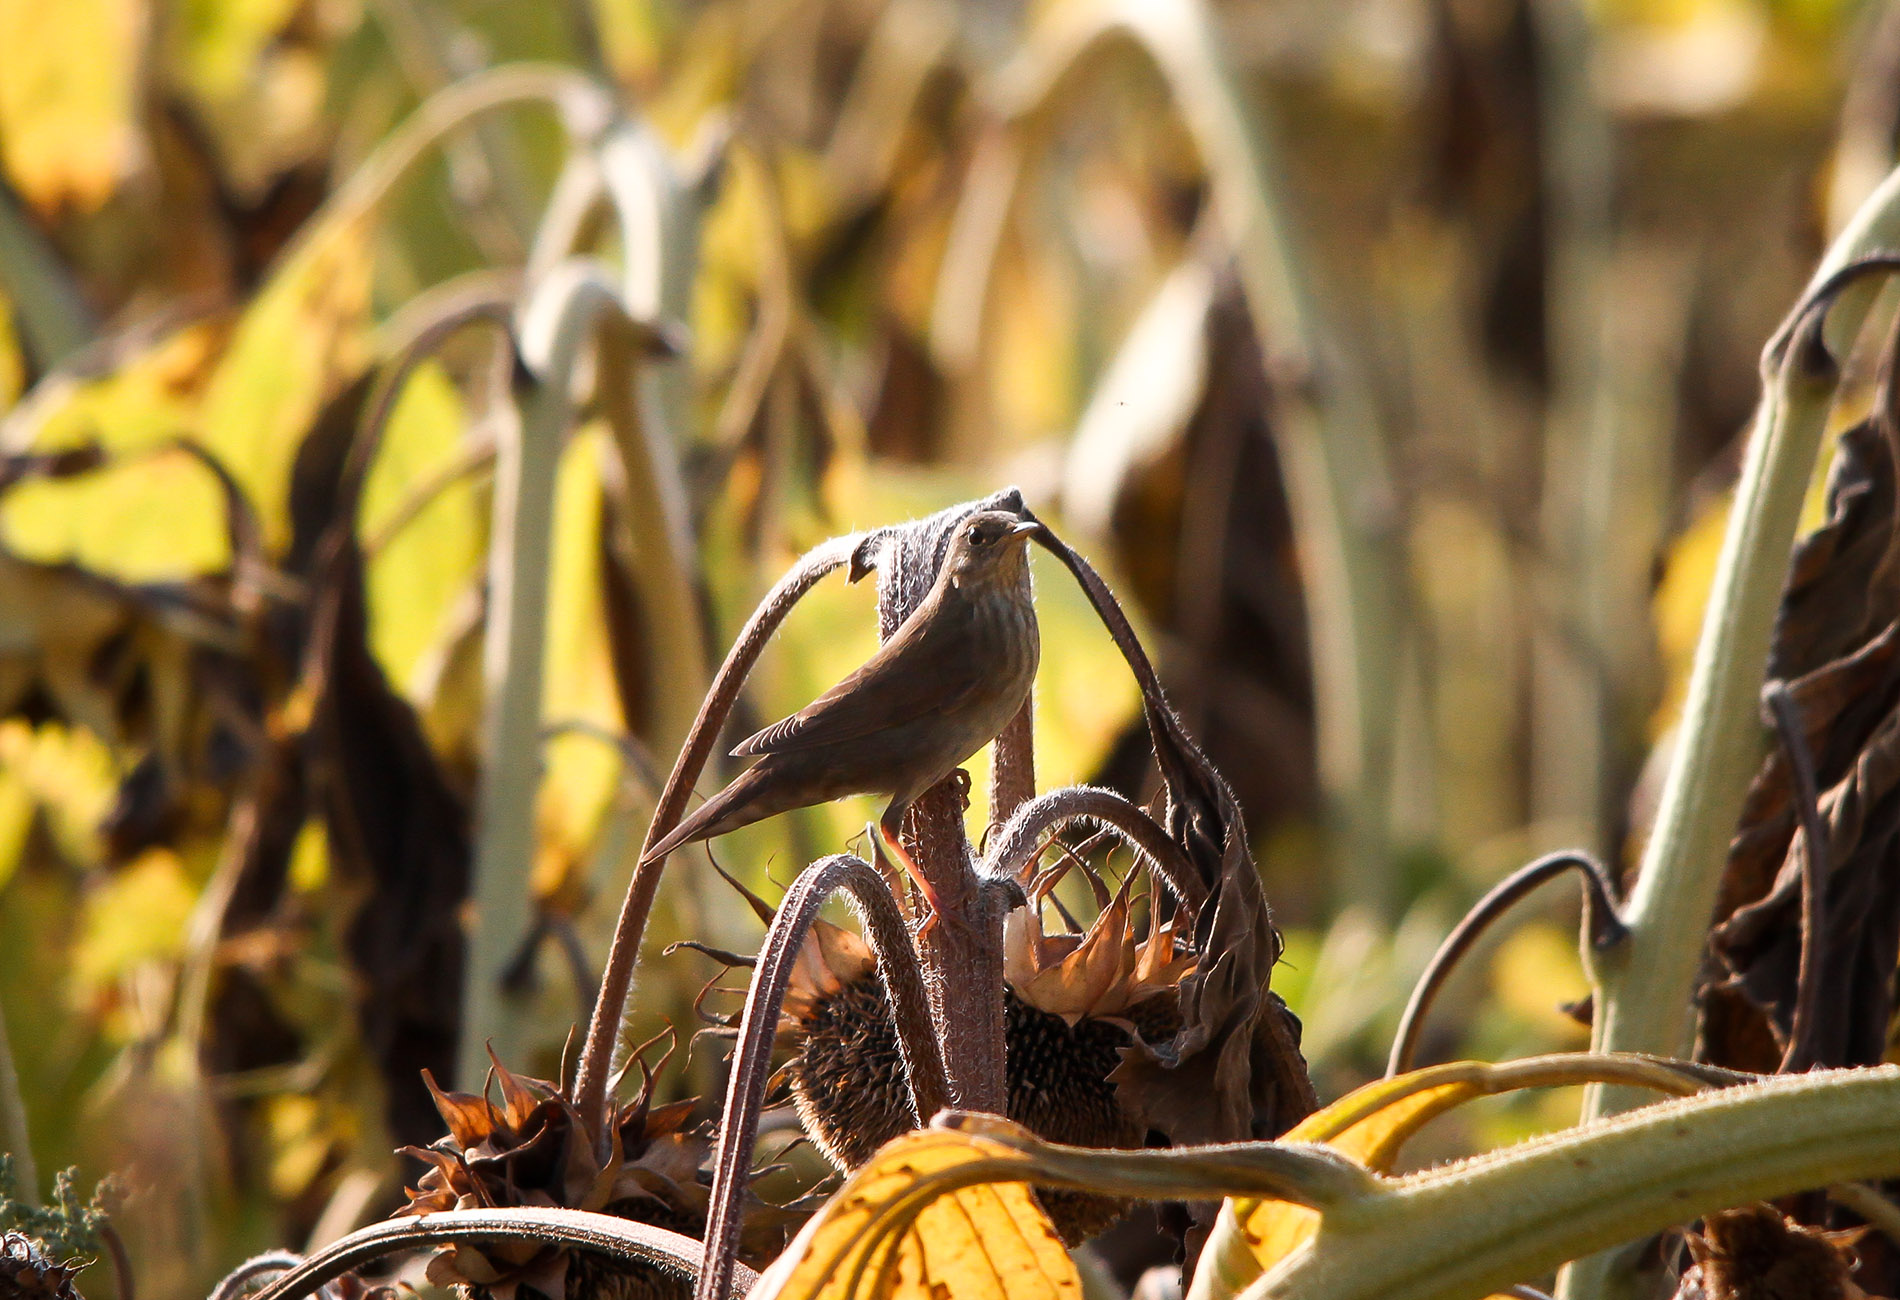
[
  {"left": 755, "top": 1124, "right": 1081, "bottom": 1300},
  {"left": 73, "top": 846, "right": 197, "bottom": 995},
  {"left": 1, "top": 447, "right": 232, "bottom": 579},
  {"left": 532, "top": 427, "right": 625, "bottom": 907},
  {"left": 198, "top": 223, "right": 374, "bottom": 549},
  {"left": 0, "top": 0, "right": 143, "bottom": 213},
  {"left": 360, "top": 361, "right": 481, "bottom": 690},
  {"left": 0, "top": 319, "right": 231, "bottom": 579},
  {"left": 1207, "top": 1055, "right": 1716, "bottom": 1298}
]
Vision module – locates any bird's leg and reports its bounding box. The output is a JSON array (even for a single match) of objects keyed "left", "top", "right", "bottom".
[{"left": 871, "top": 811, "right": 944, "bottom": 938}]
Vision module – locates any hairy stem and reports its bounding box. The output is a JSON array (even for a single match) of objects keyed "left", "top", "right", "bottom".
[
  {"left": 236, "top": 1207, "right": 733, "bottom": 1300},
  {"left": 1560, "top": 170, "right": 1900, "bottom": 1300},
  {"left": 982, "top": 783, "right": 1206, "bottom": 917},
  {"left": 1386, "top": 851, "right": 1626, "bottom": 1077},
  {"left": 574, "top": 534, "right": 861, "bottom": 1138},
  {"left": 696, "top": 854, "right": 944, "bottom": 1300}
]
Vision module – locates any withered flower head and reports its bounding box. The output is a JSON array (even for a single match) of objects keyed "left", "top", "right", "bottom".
[
  {"left": 1677, "top": 1204, "right": 1870, "bottom": 1300},
  {"left": 777, "top": 870, "right": 1196, "bottom": 1243},
  {"left": 396, "top": 1048, "right": 714, "bottom": 1300},
  {"left": 0, "top": 1233, "right": 85, "bottom": 1300}
]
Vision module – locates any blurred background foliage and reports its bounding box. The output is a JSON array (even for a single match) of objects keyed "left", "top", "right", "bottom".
[{"left": 0, "top": 0, "right": 1893, "bottom": 1294}]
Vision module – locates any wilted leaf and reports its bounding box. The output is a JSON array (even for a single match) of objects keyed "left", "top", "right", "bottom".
[
  {"left": 752, "top": 1124, "right": 1081, "bottom": 1300},
  {"left": 0, "top": 0, "right": 142, "bottom": 214},
  {"left": 1672, "top": 1203, "right": 1870, "bottom": 1300},
  {"left": 1200, "top": 1054, "right": 1719, "bottom": 1300},
  {"left": 199, "top": 221, "right": 374, "bottom": 549},
  {"left": 1705, "top": 310, "right": 1900, "bottom": 1075},
  {"left": 289, "top": 375, "right": 472, "bottom": 1146},
  {"left": 357, "top": 360, "right": 482, "bottom": 690}
]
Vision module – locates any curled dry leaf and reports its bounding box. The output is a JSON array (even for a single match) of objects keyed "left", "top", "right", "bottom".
[
  {"left": 1705, "top": 298, "right": 1900, "bottom": 1074},
  {"left": 1673, "top": 1204, "right": 1872, "bottom": 1300}
]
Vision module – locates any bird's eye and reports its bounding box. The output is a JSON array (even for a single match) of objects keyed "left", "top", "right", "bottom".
[{"left": 967, "top": 524, "right": 990, "bottom": 546}]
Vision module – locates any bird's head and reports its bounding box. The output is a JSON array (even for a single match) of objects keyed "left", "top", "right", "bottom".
[{"left": 945, "top": 509, "right": 1039, "bottom": 588}]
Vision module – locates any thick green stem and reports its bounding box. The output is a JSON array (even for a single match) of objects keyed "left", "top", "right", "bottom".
[
  {"left": 1558, "top": 164, "right": 1900, "bottom": 1300},
  {"left": 457, "top": 262, "right": 627, "bottom": 1086},
  {"left": 1251, "top": 1068, "right": 1900, "bottom": 1300}
]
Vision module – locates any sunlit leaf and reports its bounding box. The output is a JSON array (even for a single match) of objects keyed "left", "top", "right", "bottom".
[
  {"left": 359, "top": 360, "right": 481, "bottom": 690},
  {"left": 0, "top": 720, "right": 116, "bottom": 869},
  {"left": 0, "top": 0, "right": 142, "bottom": 214},
  {"left": 1, "top": 447, "right": 231, "bottom": 579},
  {"left": 166, "top": 0, "right": 301, "bottom": 101},
  {"left": 72, "top": 846, "right": 197, "bottom": 996},
  {"left": 754, "top": 1125, "right": 1081, "bottom": 1300},
  {"left": 198, "top": 222, "right": 374, "bottom": 549},
  {"left": 1200, "top": 1055, "right": 1717, "bottom": 1299},
  {"left": 532, "top": 426, "right": 626, "bottom": 912}
]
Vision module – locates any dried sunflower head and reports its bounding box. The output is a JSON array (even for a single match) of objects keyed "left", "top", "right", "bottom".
[
  {"left": 0, "top": 1233, "right": 85, "bottom": 1300},
  {"left": 1677, "top": 1205, "right": 1871, "bottom": 1300},
  {"left": 396, "top": 1049, "right": 717, "bottom": 1300},
  {"left": 777, "top": 872, "right": 1197, "bottom": 1244}
]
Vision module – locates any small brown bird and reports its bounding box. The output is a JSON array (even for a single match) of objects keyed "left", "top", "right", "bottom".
[{"left": 642, "top": 510, "right": 1041, "bottom": 917}]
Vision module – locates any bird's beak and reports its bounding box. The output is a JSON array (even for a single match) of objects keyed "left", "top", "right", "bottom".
[{"left": 1008, "top": 519, "right": 1040, "bottom": 538}]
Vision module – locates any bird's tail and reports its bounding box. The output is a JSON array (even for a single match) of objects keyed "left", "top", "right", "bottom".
[{"left": 640, "top": 765, "right": 774, "bottom": 866}]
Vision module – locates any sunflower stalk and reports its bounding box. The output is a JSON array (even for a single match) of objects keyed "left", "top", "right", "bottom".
[
  {"left": 575, "top": 532, "right": 862, "bottom": 1139},
  {"left": 460, "top": 260, "right": 642, "bottom": 1086},
  {"left": 696, "top": 854, "right": 945, "bottom": 1300},
  {"left": 1560, "top": 163, "right": 1900, "bottom": 1300}
]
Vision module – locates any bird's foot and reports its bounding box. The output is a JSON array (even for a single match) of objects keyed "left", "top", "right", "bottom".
[{"left": 869, "top": 821, "right": 945, "bottom": 938}]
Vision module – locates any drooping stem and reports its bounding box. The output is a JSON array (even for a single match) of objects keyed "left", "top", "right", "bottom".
[
  {"left": 989, "top": 701, "right": 1037, "bottom": 828},
  {"left": 574, "top": 533, "right": 861, "bottom": 1137},
  {"left": 1558, "top": 173, "right": 1900, "bottom": 1300},
  {"left": 1385, "top": 850, "right": 1626, "bottom": 1078},
  {"left": 1761, "top": 683, "right": 1831, "bottom": 1074},
  {"left": 459, "top": 263, "right": 626, "bottom": 1086},
  {"left": 982, "top": 784, "right": 1206, "bottom": 918},
  {"left": 236, "top": 1207, "right": 733, "bottom": 1300},
  {"left": 696, "top": 854, "right": 944, "bottom": 1300}
]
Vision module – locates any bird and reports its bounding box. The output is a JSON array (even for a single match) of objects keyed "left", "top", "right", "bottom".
[{"left": 641, "top": 509, "right": 1042, "bottom": 925}]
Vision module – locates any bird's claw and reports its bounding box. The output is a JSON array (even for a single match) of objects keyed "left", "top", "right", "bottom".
[{"left": 868, "top": 820, "right": 946, "bottom": 936}]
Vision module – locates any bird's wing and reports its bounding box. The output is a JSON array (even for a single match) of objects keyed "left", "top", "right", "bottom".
[{"left": 732, "top": 611, "right": 987, "bottom": 757}]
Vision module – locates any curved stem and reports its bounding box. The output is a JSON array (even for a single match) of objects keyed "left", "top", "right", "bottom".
[
  {"left": 1761, "top": 683, "right": 1831, "bottom": 1074},
  {"left": 1387, "top": 851, "right": 1626, "bottom": 1078},
  {"left": 239, "top": 1208, "right": 733, "bottom": 1300},
  {"left": 282, "top": 65, "right": 610, "bottom": 273},
  {"left": 982, "top": 784, "right": 1206, "bottom": 917},
  {"left": 207, "top": 1253, "right": 304, "bottom": 1300},
  {"left": 696, "top": 854, "right": 943, "bottom": 1300},
  {"left": 574, "top": 534, "right": 861, "bottom": 1138},
  {"left": 458, "top": 262, "right": 626, "bottom": 1086}
]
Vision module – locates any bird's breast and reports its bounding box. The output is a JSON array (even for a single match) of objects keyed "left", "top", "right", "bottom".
[{"left": 964, "top": 590, "right": 1040, "bottom": 709}]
